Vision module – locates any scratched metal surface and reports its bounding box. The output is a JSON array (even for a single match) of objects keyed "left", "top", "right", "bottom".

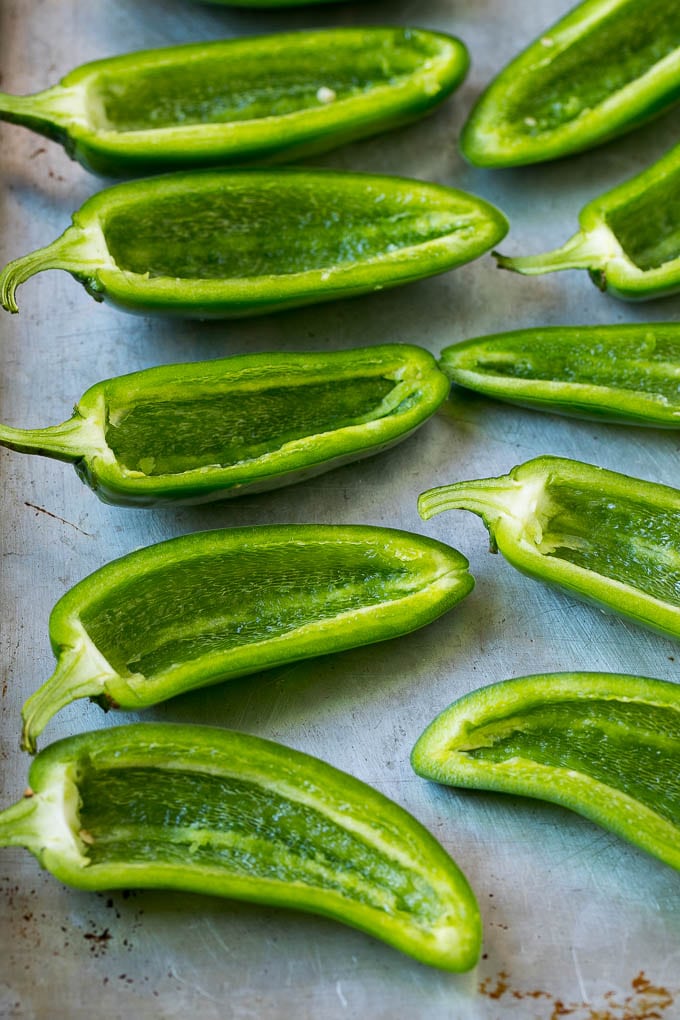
[{"left": 0, "top": 1, "right": 679, "bottom": 1017}]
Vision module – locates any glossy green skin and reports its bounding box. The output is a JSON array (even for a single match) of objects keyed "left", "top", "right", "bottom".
[
  {"left": 412, "top": 673, "right": 680, "bottom": 871},
  {"left": 0, "top": 168, "right": 509, "bottom": 318},
  {"left": 418, "top": 455, "right": 680, "bottom": 640},
  {"left": 0, "top": 345, "right": 449, "bottom": 506},
  {"left": 495, "top": 141, "right": 680, "bottom": 300},
  {"left": 0, "top": 29, "right": 469, "bottom": 176},
  {"left": 0, "top": 724, "right": 481, "bottom": 971},
  {"left": 462, "top": 0, "right": 680, "bottom": 167},
  {"left": 440, "top": 324, "right": 680, "bottom": 426},
  {"left": 21, "top": 525, "right": 473, "bottom": 752}
]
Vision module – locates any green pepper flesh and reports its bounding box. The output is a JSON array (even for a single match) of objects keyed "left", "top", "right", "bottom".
[
  {"left": 412, "top": 673, "right": 680, "bottom": 870},
  {"left": 606, "top": 161, "right": 680, "bottom": 271},
  {"left": 462, "top": 0, "right": 680, "bottom": 167},
  {"left": 80, "top": 540, "right": 437, "bottom": 678},
  {"left": 103, "top": 184, "right": 472, "bottom": 280},
  {"left": 108, "top": 377, "right": 394, "bottom": 474},
  {"left": 440, "top": 324, "right": 680, "bottom": 426},
  {"left": 0, "top": 724, "right": 482, "bottom": 971},
  {"left": 0, "top": 345, "right": 449, "bottom": 505},
  {"left": 494, "top": 142, "right": 680, "bottom": 300},
  {"left": 418, "top": 455, "right": 680, "bottom": 640},
  {"left": 0, "top": 169, "right": 508, "bottom": 317},
  {"left": 0, "top": 29, "right": 469, "bottom": 175},
  {"left": 21, "top": 525, "right": 473, "bottom": 752}
]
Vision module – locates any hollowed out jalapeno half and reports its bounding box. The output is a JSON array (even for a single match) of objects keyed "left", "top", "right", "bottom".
[
  {"left": 0, "top": 29, "right": 469, "bottom": 176},
  {"left": 412, "top": 672, "right": 680, "bottom": 871},
  {"left": 0, "top": 345, "right": 449, "bottom": 507},
  {"left": 0, "top": 168, "right": 508, "bottom": 318},
  {"left": 494, "top": 141, "right": 680, "bottom": 300},
  {"left": 21, "top": 525, "right": 474, "bottom": 753},
  {"left": 439, "top": 323, "right": 680, "bottom": 427},
  {"left": 418, "top": 455, "right": 680, "bottom": 640},
  {"left": 462, "top": 0, "right": 680, "bottom": 167},
  {"left": 0, "top": 723, "right": 482, "bottom": 971}
]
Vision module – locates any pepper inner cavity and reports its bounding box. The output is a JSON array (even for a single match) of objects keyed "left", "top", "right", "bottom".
[
  {"left": 105, "top": 376, "right": 394, "bottom": 475},
  {"left": 605, "top": 164, "right": 680, "bottom": 272},
  {"left": 459, "top": 331, "right": 680, "bottom": 403},
  {"left": 102, "top": 188, "right": 470, "bottom": 279},
  {"left": 90, "top": 32, "right": 437, "bottom": 132},
  {"left": 79, "top": 545, "right": 416, "bottom": 679},
  {"left": 458, "top": 700, "right": 680, "bottom": 825},
  {"left": 78, "top": 765, "right": 442, "bottom": 920},
  {"left": 531, "top": 480, "right": 680, "bottom": 606},
  {"left": 496, "top": 0, "right": 680, "bottom": 136}
]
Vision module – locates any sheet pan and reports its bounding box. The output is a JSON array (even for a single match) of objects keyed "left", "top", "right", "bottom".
[{"left": 1, "top": 2, "right": 678, "bottom": 1016}]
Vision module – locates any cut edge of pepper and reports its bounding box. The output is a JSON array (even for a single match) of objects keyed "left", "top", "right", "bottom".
[
  {"left": 6, "top": 722, "right": 483, "bottom": 971},
  {"left": 439, "top": 364, "right": 680, "bottom": 428},
  {"left": 411, "top": 672, "right": 680, "bottom": 871},
  {"left": 460, "top": 26, "right": 680, "bottom": 170},
  {"left": 0, "top": 761, "right": 89, "bottom": 868}
]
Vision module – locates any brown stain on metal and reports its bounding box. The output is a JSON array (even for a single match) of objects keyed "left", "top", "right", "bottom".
[
  {"left": 479, "top": 970, "right": 675, "bottom": 1018},
  {"left": 83, "top": 927, "right": 112, "bottom": 958},
  {"left": 24, "top": 501, "right": 93, "bottom": 537},
  {"left": 480, "top": 970, "right": 510, "bottom": 1000}
]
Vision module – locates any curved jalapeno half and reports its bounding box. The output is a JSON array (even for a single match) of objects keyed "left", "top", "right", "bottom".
[
  {"left": 0, "top": 168, "right": 508, "bottom": 318},
  {"left": 418, "top": 455, "right": 680, "bottom": 640},
  {"left": 0, "top": 345, "right": 449, "bottom": 507},
  {"left": 21, "top": 525, "right": 474, "bottom": 753},
  {"left": 461, "top": 0, "right": 680, "bottom": 167},
  {"left": 0, "top": 29, "right": 469, "bottom": 176},
  {"left": 412, "top": 672, "right": 680, "bottom": 871},
  {"left": 0, "top": 723, "right": 482, "bottom": 970},
  {"left": 439, "top": 323, "right": 680, "bottom": 427},
  {"left": 494, "top": 141, "right": 680, "bottom": 300}
]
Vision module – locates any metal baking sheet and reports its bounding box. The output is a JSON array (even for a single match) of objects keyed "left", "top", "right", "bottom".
[{"left": 1, "top": 2, "right": 678, "bottom": 1016}]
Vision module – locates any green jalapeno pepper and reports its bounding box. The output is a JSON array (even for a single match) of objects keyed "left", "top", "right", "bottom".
[
  {"left": 461, "top": 0, "right": 680, "bottom": 168},
  {"left": 0, "top": 29, "right": 469, "bottom": 176},
  {"left": 418, "top": 455, "right": 680, "bottom": 640},
  {"left": 0, "top": 168, "right": 508, "bottom": 318},
  {"left": 0, "top": 723, "right": 482, "bottom": 970},
  {"left": 21, "top": 525, "right": 473, "bottom": 753},
  {"left": 494, "top": 141, "right": 680, "bottom": 300},
  {"left": 0, "top": 345, "right": 449, "bottom": 507},
  {"left": 439, "top": 323, "right": 680, "bottom": 426},
  {"left": 412, "top": 672, "right": 680, "bottom": 871}
]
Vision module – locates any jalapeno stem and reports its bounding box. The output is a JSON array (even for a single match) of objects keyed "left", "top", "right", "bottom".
[
  {"left": 0, "top": 86, "right": 83, "bottom": 141},
  {"left": 0, "top": 763, "right": 89, "bottom": 870},
  {"left": 418, "top": 476, "right": 521, "bottom": 523},
  {"left": 21, "top": 644, "right": 117, "bottom": 754},
  {"left": 0, "top": 416, "right": 94, "bottom": 463},
  {"left": 0, "top": 225, "right": 109, "bottom": 313},
  {"left": 418, "top": 474, "right": 547, "bottom": 554},
  {"left": 0, "top": 794, "right": 57, "bottom": 861},
  {"left": 493, "top": 224, "right": 623, "bottom": 280}
]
